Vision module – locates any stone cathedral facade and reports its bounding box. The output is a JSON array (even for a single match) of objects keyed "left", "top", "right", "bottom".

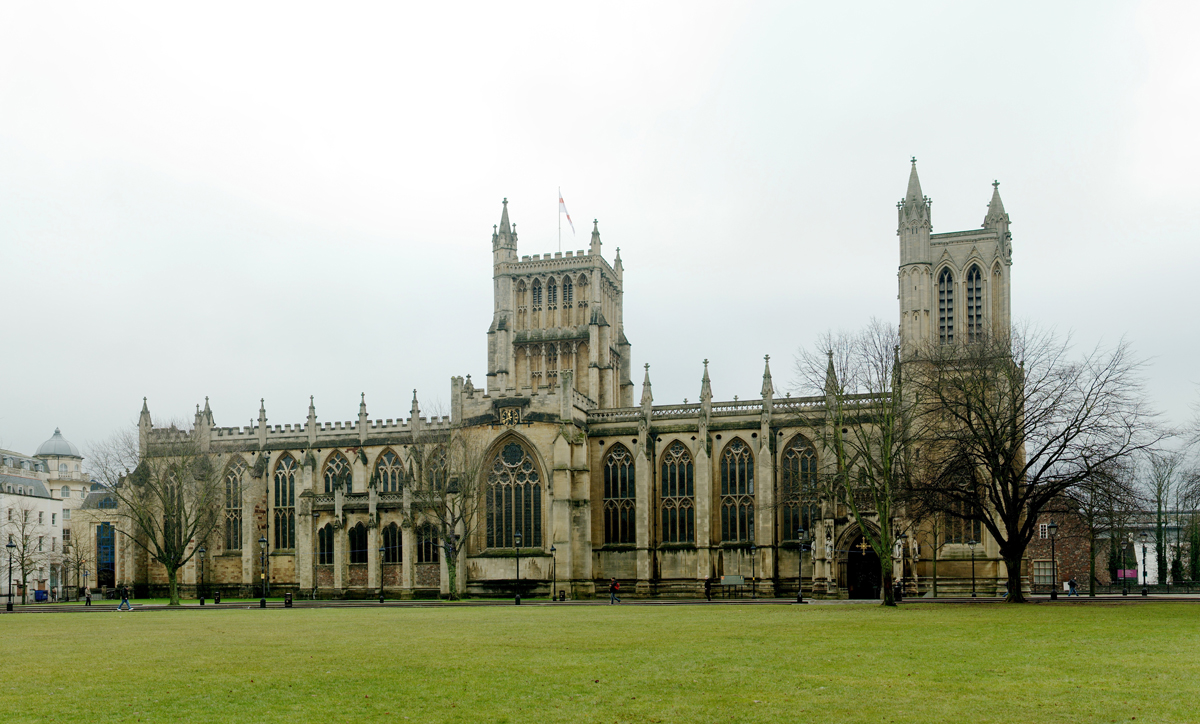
[{"left": 104, "top": 162, "right": 1015, "bottom": 599}]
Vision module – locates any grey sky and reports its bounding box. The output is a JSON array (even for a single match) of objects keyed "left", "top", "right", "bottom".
[{"left": 2, "top": 2, "right": 1197, "bottom": 456}]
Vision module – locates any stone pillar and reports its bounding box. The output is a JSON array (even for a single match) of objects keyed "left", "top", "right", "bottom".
[
  {"left": 694, "top": 436, "right": 712, "bottom": 582},
  {"left": 401, "top": 523, "right": 415, "bottom": 598}
]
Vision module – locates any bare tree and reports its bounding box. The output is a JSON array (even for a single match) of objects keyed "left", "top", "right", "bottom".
[
  {"left": 90, "top": 424, "right": 223, "bottom": 605},
  {"left": 2, "top": 498, "right": 50, "bottom": 604},
  {"left": 61, "top": 524, "right": 95, "bottom": 601},
  {"left": 400, "top": 427, "right": 490, "bottom": 600},
  {"left": 1142, "top": 451, "right": 1184, "bottom": 584},
  {"left": 1064, "top": 461, "right": 1142, "bottom": 595},
  {"left": 909, "top": 325, "right": 1162, "bottom": 603},
  {"left": 795, "top": 319, "right": 920, "bottom": 606}
]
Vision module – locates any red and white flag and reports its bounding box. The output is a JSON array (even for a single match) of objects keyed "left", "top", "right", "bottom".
[{"left": 558, "top": 187, "right": 575, "bottom": 234}]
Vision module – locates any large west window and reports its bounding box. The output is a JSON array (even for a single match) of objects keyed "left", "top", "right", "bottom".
[
  {"left": 659, "top": 442, "right": 694, "bottom": 544},
  {"left": 720, "top": 439, "right": 755, "bottom": 542},
  {"left": 602, "top": 444, "right": 635, "bottom": 544},
  {"left": 485, "top": 442, "right": 542, "bottom": 549},
  {"left": 273, "top": 454, "right": 296, "bottom": 549}
]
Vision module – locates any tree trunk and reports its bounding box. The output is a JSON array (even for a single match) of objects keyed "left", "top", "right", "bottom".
[
  {"left": 1003, "top": 555, "right": 1026, "bottom": 603},
  {"left": 1088, "top": 530, "right": 1097, "bottom": 597},
  {"left": 881, "top": 570, "right": 896, "bottom": 606},
  {"left": 167, "top": 566, "right": 180, "bottom": 606},
  {"left": 446, "top": 558, "right": 459, "bottom": 600}
]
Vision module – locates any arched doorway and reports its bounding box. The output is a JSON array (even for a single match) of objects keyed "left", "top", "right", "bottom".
[{"left": 846, "top": 534, "right": 881, "bottom": 600}]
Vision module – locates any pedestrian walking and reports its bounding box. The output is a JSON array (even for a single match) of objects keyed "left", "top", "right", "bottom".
[
  {"left": 609, "top": 577, "right": 621, "bottom": 604},
  {"left": 704, "top": 577, "right": 712, "bottom": 602},
  {"left": 117, "top": 585, "right": 132, "bottom": 611},
  {"left": 85, "top": 588, "right": 92, "bottom": 607},
  {"left": 1068, "top": 578, "right": 1079, "bottom": 596}
]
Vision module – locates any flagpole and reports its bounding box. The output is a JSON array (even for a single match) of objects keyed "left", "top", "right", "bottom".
[{"left": 558, "top": 186, "right": 562, "bottom": 252}]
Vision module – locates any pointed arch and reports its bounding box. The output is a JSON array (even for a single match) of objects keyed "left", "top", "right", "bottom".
[
  {"left": 779, "top": 434, "right": 818, "bottom": 542},
  {"left": 318, "top": 523, "right": 335, "bottom": 565},
  {"left": 659, "top": 440, "right": 695, "bottom": 544},
  {"left": 562, "top": 275, "right": 574, "bottom": 324},
  {"left": 273, "top": 454, "right": 296, "bottom": 549},
  {"left": 348, "top": 522, "right": 368, "bottom": 564},
  {"left": 224, "top": 456, "right": 247, "bottom": 551},
  {"left": 720, "top": 437, "right": 755, "bottom": 543},
  {"left": 374, "top": 448, "right": 405, "bottom": 493},
  {"left": 937, "top": 266, "right": 955, "bottom": 344},
  {"left": 416, "top": 521, "right": 440, "bottom": 563},
  {"left": 484, "top": 433, "right": 544, "bottom": 550},
  {"left": 382, "top": 522, "right": 401, "bottom": 563},
  {"left": 322, "top": 450, "right": 352, "bottom": 494},
  {"left": 965, "top": 264, "right": 984, "bottom": 342},
  {"left": 602, "top": 443, "right": 635, "bottom": 544}
]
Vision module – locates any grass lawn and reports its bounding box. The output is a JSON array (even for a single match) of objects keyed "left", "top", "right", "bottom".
[{"left": 3, "top": 602, "right": 1196, "bottom": 723}]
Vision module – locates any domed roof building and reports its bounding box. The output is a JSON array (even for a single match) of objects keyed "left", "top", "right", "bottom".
[{"left": 36, "top": 428, "right": 82, "bottom": 459}]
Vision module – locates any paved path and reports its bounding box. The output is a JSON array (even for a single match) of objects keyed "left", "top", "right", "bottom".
[{"left": 5, "top": 593, "right": 1199, "bottom": 613}]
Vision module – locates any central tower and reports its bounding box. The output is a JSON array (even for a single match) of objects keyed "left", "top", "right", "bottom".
[{"left": 485, "top": 199, "right": 633, "bottom": 407}]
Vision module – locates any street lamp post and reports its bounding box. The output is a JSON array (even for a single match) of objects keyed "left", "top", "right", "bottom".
[
  {"left": 514, "top": 531, "right": 522, "bottom": 605},
  {"left": 968, "top": 540, "right": 978, "bottom": 598},
  {"left": 549, "top": 545, "right": 557, "bottom": 602},
  {"left": 259, "top": 536, "right": 268, "bottom": 608},
  {"left": 749, "top": 543, "right": 757, "bottom": 599},
  {"left": 379, "top": 546, "right": 386, "bottom": 603},
  {"left": 1140, "top": 532, "right": 1149, "bottom": 597},
  {"left": 1122, "top": 534, "right": 1130, "bottom": 596},
  {"left": 198, "top": 546, "right": 206, "bottom": 606},
  {"left": 6, "top": 540, "right": 15, "bottom": 612},
  {"left": 83, "top": 568, "right": 89, "bottom": 605},
  {"left": 1047, "top": 520, "right": 1059, "bottom": 600},
  {"left": 796, "top": 526, "right": 807, "bottom": 604},
  {"left": 896, "top": 532, "right": 907, "bottom": 602}
]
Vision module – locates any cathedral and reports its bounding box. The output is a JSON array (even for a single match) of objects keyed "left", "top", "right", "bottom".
[{"left": 94, "top": 161, "right": 1014, "bottom": 599}]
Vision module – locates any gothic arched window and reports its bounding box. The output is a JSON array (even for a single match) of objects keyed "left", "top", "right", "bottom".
[
  {"left": 382, "top": 522, "right": 401, "bottom": 563},
  {"left": 547, "top": 277, "right": 558, "bottom": 306},
  {"left": 602, "top": 444, "right": 635, "bottom": 544},
  {"left": 562, "top": 276, "right": 574, "bottom": 325},
  {"left": 417, "top": 522, "right": 440, "bottom": 564},
  {"left": 318, "top": 524, "right": 334, "bottom": 565},
  {"left": 531, "top": 279, "right": 543, "bottom": 328},
  {"left": 348, "top": 522, "right": 368, "bottom": 564},
  {"left": 779, "top": 436, "right": 818, "bottom": 541},
  {"left": 516, "top": 279, "right": 528, "bottom": 329},
  {"left": 273, "top": 454, "right": 296, "bottom": 549},
  {"left": 486, "top": 441, "right": 542, "bottom": 549},
  {"left": 938, "top": 267, "right": 955, "bottom": 344},
  {"left": 720, "top": 439, "right": 755, "bottom": 543},
  {"left": 225, "top": 458, "right": 246, "bottom": 551},
  {"left": 323, "top": 451, "right": 352, "bottom": 494},
  {"left": 375, "top": 450, "right": 404, "bottom": 493},
  {"left": 965, "top": 264, "right": 983, "bottom": 342},
  {"left": 659, "top": 442, "right": 695, "bottom": 544}
]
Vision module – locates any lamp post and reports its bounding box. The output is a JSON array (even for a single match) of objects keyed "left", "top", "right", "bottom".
[
  {"left": 198, "top": 546, "right": 206, "bottom": 606},
  {"left": 1140, "top": 531, "right": 1149, "bottom": 597},
  {"left": 796, "top": 526, "right": 807, "bottom": 604},
  {"left": 749, "top": 543, "right": 757, "bottom": 599},
  {"left": 6, "top": 540, "right": 15, "bottom": 612},
  {"left": 513, "top": 531, "right": 522, "bottom": 605},
  {"left": 259, "top": 536, "right": 268, "bottom": 608},
  {"left": 968, "top": 540, "right": 978, "bottom": 598},
  {"left": 83, "top": 568, "right": 88, "bottom": 604},
  {"left": 379, "top": 546, "right": 386, "bottom": 603},
  {"left": 1047, "top": 520, "right": 1058, "bottom": 600},
  {"left": 549, "top": 545, "right": 557, "bottom": 602},
  {"left": 1122, "top": 534, "right": 1130, "bottom": 596},
  {"left": 896, "top": 532, "right": 907, "bottom": 602}
]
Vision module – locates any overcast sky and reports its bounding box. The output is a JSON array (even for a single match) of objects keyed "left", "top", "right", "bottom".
[{"left": 2, "top": 2, "right": 1197, "bottom": 457}]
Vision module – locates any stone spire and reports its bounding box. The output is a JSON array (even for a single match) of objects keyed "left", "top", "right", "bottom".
[
  {"left": 359, "top": 392, "right": 368, "bottom": 417},
  {"left": 983, "top": 180, "right": 1010, "bottom": 230},
  {"left": 202, "top": 396, "right": 213, "bottom": 426},
  {"left": 139, "top": 397, "right": 151, "bottom": 424},
  {"left": 498, "top": 197, "right": 511, "bottom": 235},
  {"left": 898, "top": 157, "right": 932, "bottom": 266},
  {"left": 493, "top": 198, "right": 516, "bottom": 259},
  {"left": 258, "top": 398, "right": 268, "bottom": 425},
  {"left": 410, "top": 389, "right": 422, "bottom": 435},
  {"left": 905, "top": 157, "right": 923, "bottom": 203},
  {"left": 700, "top": 359, "right": 712, "bottom": 403},
  {"left": 761, "top": 354, "right": 774, "bottom": 399}
]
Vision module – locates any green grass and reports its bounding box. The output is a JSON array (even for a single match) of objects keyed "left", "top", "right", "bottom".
[{"left": 3, "top": 602, "right": 1197, "bottom": 723}]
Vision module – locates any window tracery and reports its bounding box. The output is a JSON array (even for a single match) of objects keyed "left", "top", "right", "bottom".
[
  {"left": 720, "top": 439, "right": 755, "bottom": 543},
  {"left": 323, "top": 451, "right": 352, "bottom": 494},
  {"left": 416, "top": 522, "right": 440, "bottom": 563},
  {"left": 659, "top": 442, "right": 695, "bottom": 544},
  {"left": 274, "top": 454, "right": 296, "bottom": 549},
  {"left": 779, "top": 436, "right": 818, "bottom": 541},
  {"left": 602, "top": 444, "right": 635, "bottom": 544},
  {"left": 382, "top": 522, "right": 401, "bottom": 563},
  {"left": 938, "top": 267, "right": 955, "bottom": 344},
  {"left": 562, "top": 276, "right": 574, "bottom": 325},
  {"left": 485, "top": 441, "right": 542, "bottom": 549},
  {"left": 348, "top": 522, "right": 368, "bottom": 564},
  {"left": 225, "top": 458, "right": 246, "bottom": 551},
  {"left": 531, "top": 279, "right": 543, "bottom": 328},
  {"left": 966, "top": 264, "right": 983, "bottom": 342},
  {"left": 318, "top": 524, "right": 334, "bottom": 564},
  {"left": 375, "top": 450, "right": 404, "bottom": 492}
]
